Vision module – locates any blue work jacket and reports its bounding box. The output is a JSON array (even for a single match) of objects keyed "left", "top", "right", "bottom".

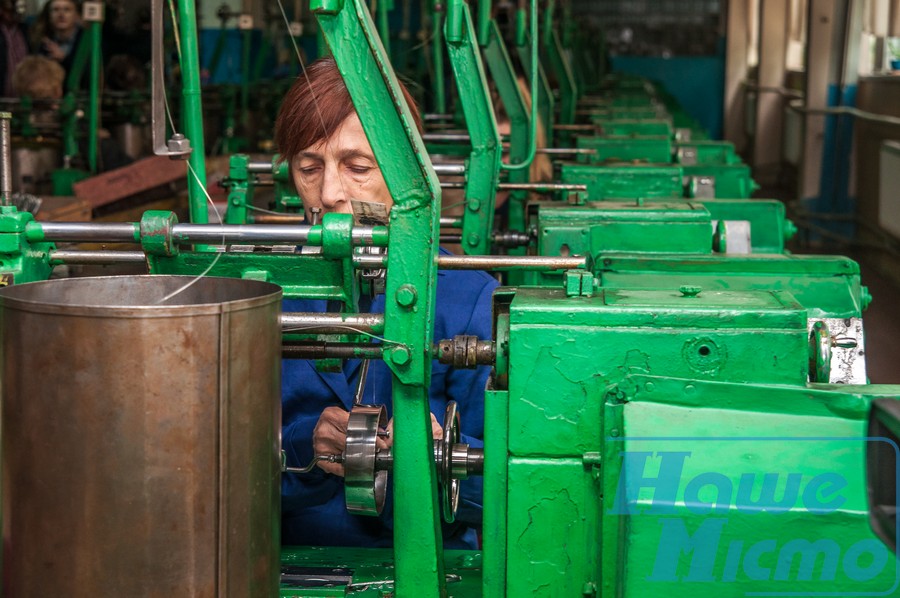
[{"left": 281, "top": 263, "right": 497, "bottom": 549}]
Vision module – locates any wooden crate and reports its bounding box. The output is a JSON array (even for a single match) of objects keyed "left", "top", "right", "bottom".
[{"left": 36, "top": 196, "right": 92, "bottom": 222}]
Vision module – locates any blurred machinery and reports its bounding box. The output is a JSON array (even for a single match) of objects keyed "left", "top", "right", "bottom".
[{"left": 0, "top": 0, "right": 898, "bottom": 597}]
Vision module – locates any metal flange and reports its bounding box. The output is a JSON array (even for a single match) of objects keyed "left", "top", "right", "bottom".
[{"left": 344, "top": 404, "right": 389, "bottom": 516}]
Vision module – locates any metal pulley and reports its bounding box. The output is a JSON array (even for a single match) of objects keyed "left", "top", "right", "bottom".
[{"left": 284, "top": 400, "right": 484, "bottom": 523}]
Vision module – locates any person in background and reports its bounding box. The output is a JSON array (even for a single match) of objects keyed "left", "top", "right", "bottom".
[
  {"left": 32, "top": 0, "right": 82, "bottom": 82},
  {"left": 276, "top": 57, "right": 496, "bottom": 549},
  {"left": 13, "top": 55, "right": 132, "bottom": 172},
  {"left": 0, "top": 0, "right": 28, "bottom": 97}
]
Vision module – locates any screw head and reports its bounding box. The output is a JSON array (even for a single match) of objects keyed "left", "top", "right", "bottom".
[
  {"left": 396, "top": 284, "right": 417, "bottom": 307},
  {"left": 391, "top": 346, "right": 411, "bottom": 366}
]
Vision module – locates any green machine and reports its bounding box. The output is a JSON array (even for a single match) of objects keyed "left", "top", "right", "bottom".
[{"left": 0, "top": 0, "right": 898, "bottom": 597}]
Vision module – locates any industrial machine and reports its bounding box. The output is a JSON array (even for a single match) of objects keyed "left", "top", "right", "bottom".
[{"left": 0, "top": 0, "right": 897, "bottom": 596}]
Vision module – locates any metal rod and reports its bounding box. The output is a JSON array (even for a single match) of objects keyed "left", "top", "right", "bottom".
[
  {"left": 433, "top": 163, "right": 467, "bottom": 176},
  {"left": 787, "top": 99, "right": 900, "bottom": 127},
  {"left": 253, "top": 214, "right": 305, "bottom": 224},
  {"left": 552, "top": 124, "right": 597, "bottom": 131},
  {"left": 424, "top": 113, "right": 455, "bottom": 121},
  {"left": 498, "top": 183, "right": 587, "bottom": 191},
  {"left": 247, "top": 160, "right": 273, "bottom": 173},
  {"left": 439, "top": 217, "right": 462, "bottom": 227},
  {"left": 537, "top": 148, "right": 596, "bottom": 155},
  {"left": 353, "top": 254, "right": 585, "bottom": 271},
  {"left": 435, "top": 255, "right": 586, "bottom": 270},
  {"left": 33, "top": 223, "right": 141, "bottom": 243},
  {"left": 281, "top": 312, "right": 385, "bottom": 335},
  {"left": 49, "top": 250, "right": 147, "bottom": 265},
  {"left": 0, "top": 112, "right": 11, "bottom": 206},
  {"left": 282, "top": 342, "right": 385, "bottom": 360},
  {"left": 423, "top": 133, "right": 471, "bottom": 142}
]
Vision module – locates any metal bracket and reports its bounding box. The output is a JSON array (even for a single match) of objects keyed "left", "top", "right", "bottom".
[{"left": 151, "top": 0, "right": 192, "bottom": 160}]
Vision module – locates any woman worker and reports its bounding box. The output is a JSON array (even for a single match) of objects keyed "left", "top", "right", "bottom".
[{"left": 275, "top": 57, "right": 497, "bottom": 549}]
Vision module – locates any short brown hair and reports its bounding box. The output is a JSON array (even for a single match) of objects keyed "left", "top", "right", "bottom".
[
  {"left": 13, "top": 56, "right": 64, "bottom": 99},
  {"left": 274, "top": 57, "right": 423, "bottom": 164}
]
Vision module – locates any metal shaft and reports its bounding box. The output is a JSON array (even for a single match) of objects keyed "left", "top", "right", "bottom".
[
  {"left": 282, "top": 342, "right": 385, "bottom": 360},
  {"left": 247, "top": 160, "right": 274, "bottom": 173},
  {"left": 49, "top": 250, "right": 147, "bottom": 265},
  {"left": 353, "top": 254, "right": 585, "bottom": 271},
  {"left": 440, "top": 182, "right": 588, "bottom": 193},
  {"left": 36, "top": 223, "right": 141, "bottom": 243},
  {"left": 253, "top": 214, "right": 305, "bottom": 224},
  {"left": 433, "top": 163, "right": 467, "bottom": 176},
  {"left": 0, "top": 112, "right": 12, "bottom": 206},
  {"left": 35, "top": 223, "right": 388, "bottom": 247},
  {"left": 281, "top": 312, "right": 385, "bottom": 335}
]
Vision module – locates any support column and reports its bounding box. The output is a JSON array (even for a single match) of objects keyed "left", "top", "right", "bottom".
[
  {"left": 800, "top": 0, "right": 864, "bottom": 238},
  {"left": 753, "top": 0, "right": 789, "bottom": 185},
  {"left": 724, "top": 0, "right": 750, "bottom": 152}
]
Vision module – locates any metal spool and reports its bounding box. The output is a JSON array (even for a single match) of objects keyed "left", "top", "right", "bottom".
[
  {"left": 438, "top": 401, "right": 462, "bottom": 523},
  {"left": 345, "top": 404, "right": 389, "bottom": 516},
  {"left": 0, "top": 275, "right": 283, "bottom": 597}
]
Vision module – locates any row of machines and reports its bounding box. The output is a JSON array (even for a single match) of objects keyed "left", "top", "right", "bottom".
[{"left": 0, "top": 0, "right": 898, "bottom": 596}]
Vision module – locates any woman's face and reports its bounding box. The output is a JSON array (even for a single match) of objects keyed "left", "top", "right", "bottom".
[
  {"left": 291, "top": 112, "right": 392, "bottom": 222},
  {"left": 49, "top": 0, "right": 79, "bottom": 35}
]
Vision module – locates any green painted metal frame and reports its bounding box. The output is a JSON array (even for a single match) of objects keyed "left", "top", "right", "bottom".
[
  {"left": 311, "top": 0, "right": 445, "bottom": 595},
  {"left": 445, "top": 0, "right": 501, "bottom": 255}
]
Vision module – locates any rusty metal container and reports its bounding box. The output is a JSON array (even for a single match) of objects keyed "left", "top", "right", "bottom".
[{"left": 0, "top": 275, "right": 282, "bottom": 597}]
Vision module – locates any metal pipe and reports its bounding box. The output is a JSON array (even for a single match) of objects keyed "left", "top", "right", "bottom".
[
  {"left": 501, "top": 0, "right": 538, "bottom": 173},
  {"left": 537, "top": 148, "right": 596, "bottom": 155},
  {"left": 439, "top": 217, "right": 462, "bottom": 227},
  {"left": 32, "top": 223, "right": 141, "bottom": 243},
  {"left": 423, "top": 133, "right": 472, "bottom": 142},
  {"left": 247, "top": 160, "right": 274, "bottom": 173},
  {"left": 178, "top": 0, "right": 210, "bottom": 228},
  {"left": 553, "top": 124, "right": 596, "bottom": 131},
  {"left": 424, "top": 113, "right": 455, "bottom": 121},
  {"left": 353, "top": 254, "right": 585, "bottom": 270},
  {"left": 49, "top": 250, "right": 147, "bottom": 265},
  {"left": 282, "top": 342, "right": 385, "bottom": 360},
  {"left": 253, "top": 214, "right": 305, "bottom": 224},
  {"left": 441, "top": 181, "right": 586, "bottom": 192},
  {"left": 87, "top": 20, "right": 101, "bottom": 173},
  {"left": 787, "top": 99, "right": 900, "bottom": 127},
  {"left": 33, "top": 222, "right": 388, "bottom": 247},
  {"left": 281, "top": 312, "right": 385, "bottom": 335},
  {"left": 436, "top": 255, "right": 586, "bottom": 270},
  {"left": 433, "top": 163, "right": 467, "bottom": 176},
  {"left": 499, "top": 183, "right": 587, "bottom": 191},
  {"left": 0, "top": 112, "right": 11, "bottom": 206}
]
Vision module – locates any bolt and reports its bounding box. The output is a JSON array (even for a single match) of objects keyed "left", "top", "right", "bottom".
[
  {"left": 467, "top": 233, "right": 480, "bottom": 246},
  {"left": 679, "top": 285, "right": 702, "bottom": 298},
  {"left": 391, "top": 346, "right": 411, "bottom": 366},
  {"left": 684, "top": 384, "right": 696, "bottom": 396},
  {"left": 645, "top": 382, "right": 655, "bottom": 392},
  {"left": 468, "top": 198, "right": 481, "bottom": 211},
  {"left": 396, "top": 284, "right": 417, "bottom": 307}
]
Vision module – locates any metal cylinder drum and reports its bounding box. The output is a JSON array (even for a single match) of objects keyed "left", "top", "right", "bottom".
[
  {"left": 11, "top": 144, "right": 60, "bottom": 195},
  {"left": 0, "top": 275, "right": 283, "bottom": 597}
]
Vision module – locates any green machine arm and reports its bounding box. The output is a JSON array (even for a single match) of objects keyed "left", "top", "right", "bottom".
[
  {"left": 445, "top": 0, "right": 501, "bottom": 255},
  {"left": 311, "top": 0, "right": 446, "bottom": 595},
  {"left": 541, "top": 0, "right": 577, "bottom": 126}
]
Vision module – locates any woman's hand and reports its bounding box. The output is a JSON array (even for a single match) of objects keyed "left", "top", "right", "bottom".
[
  {"left": 312, "top": 406, "right": 350, "bottom": 476},
  {"left": 43, "top": 38, "right": 65, "bottom": 61},
  {"left": 313, "top": 408, "right": 443, "bottom": 476},
  {"left": 383, "top": 413, "right": 443, "bottom": 449}
]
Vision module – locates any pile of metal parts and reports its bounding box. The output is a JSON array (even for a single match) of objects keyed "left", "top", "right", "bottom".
[{"left": 0, "top": 0, "right": 898, "bottom": 597}]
